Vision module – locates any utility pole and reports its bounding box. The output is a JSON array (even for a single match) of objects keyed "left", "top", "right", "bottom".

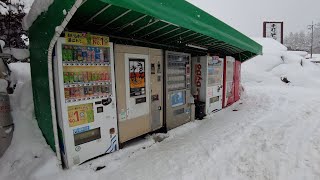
[{"left": 308, "top": 21, "right": 314, "bottom": 59}]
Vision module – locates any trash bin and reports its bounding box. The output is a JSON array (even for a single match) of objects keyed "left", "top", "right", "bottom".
[
  {"left": 0, "top": 93, "right": 14, "bottom": 157},
  {"left": 195, "top": 100, "right": 206, "bottom": 120}
]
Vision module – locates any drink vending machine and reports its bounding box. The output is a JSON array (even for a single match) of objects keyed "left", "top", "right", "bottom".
[
  {"left": 54, "top": 35, "right": 118, "bottom": 168},
  {"left": 192, "top": 56, "right": 224, "bottom": 115},
  {"left": 223, "top": 56, "right": 235, "bottom": 107},
  {"left": 165, "top": 51, "right": 192, "bottom": 130},
  {"left": 234, "top": 60, "right": 241, "bottom": 102}
]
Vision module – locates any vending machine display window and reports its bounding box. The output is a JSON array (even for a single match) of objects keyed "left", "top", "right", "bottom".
[{"left": 171, "top": 91, "right": 186, "bottom": 107}]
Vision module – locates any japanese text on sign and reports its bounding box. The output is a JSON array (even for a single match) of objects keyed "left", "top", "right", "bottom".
[
  {"left": 68, "top": 103, "right": 94, "bottom": 127},
  {"left": 65, "top": 32, "right": 109, "bottom": 47}
]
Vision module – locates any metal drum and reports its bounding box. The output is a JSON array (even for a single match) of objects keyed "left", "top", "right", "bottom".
[{"left": 0, "top": 93, "right": 14, "bottom": 157}]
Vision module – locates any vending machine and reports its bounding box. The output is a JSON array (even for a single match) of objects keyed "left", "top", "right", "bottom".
[
  {"left": 53, "top": 34, "right": 118, "bottom": 168},
  {"left": 234, "top": 60, "right": 241, "bottom": 102},
  {"left": 165, "top": 51, "right": 191, "bottom": 130},
  {"left": 192, "top": 56, "right": 224, "bottom": 115},
  {"left": 223, "top": 56, "right": 235, "bottom": 108}
]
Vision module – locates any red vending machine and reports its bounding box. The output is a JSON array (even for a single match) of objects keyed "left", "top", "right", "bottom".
[
  {"left": 234, "top": 60, "right": 241, "bottom": 102},
  {"left": 223, "top": 56, "right": 235, "bottom": 108}
]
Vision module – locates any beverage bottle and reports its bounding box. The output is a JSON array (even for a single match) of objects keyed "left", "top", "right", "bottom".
[
  {"left": 69, "top": 72, "right": 74, "bottom": 83},
  {"left": 79, "top": 87, "right": 84, "bottom": 99},
  {"left": 78, "top": 71, "right": 84, "bottom": 83},
  {"left": 64, "top": 88, "right": 70, "bottom": 99},
  {"left": 68, "top": 46, "right": 73, "bottom": 61},
  {"left": 104, "top": 48, "right": 109, "bottom": 63},
  {"left": 95, "top": 47, "right": 100, "bottom": 62},
  {"left": 84, "top": 86, "right": 89, "bottom": 97},
  {"left": 83, "top": 71, "right": 88, "bottom": 83},
  {"left": 74, "top": 72, "right": 79, "bottom": 83},
  {"left": 96, "top": 85, "right": 101, "bottom": 96},
  {"left": 77, "top": 47, "right": 83, "bottom": 61},
  {"left": 100, "top": 49, "right": 104, "bottom": 63},
  {"left": 101, "top": 72, "right": 105, "bottom": 81},
  {"left": 93, "top": 86, "right": 97, "bottom": 96},
  {"left": 88, "top": 86, "right": 93, "bottom": 97},
  {"left": 82, "top": 47, "right": 87, "bottom": 62},
  {"left": 91, "top": 47, "right": 95, "bottom": 62},
  {"left": 63, "top": 72, "right": 69, "bottom": 83},
  {"left": 75, "top": 87, "right": 80, "bottom": 98},
  {"left": 73, "top": 46, "right": 77, "bottom": 62},
  {"left": 62, "top": 46, "right": 67, "bottom": 61},
  {"left": 70, "top": 87, "right": 75, "bottom": 99},
  {"left": 96, "top": 72, "right": 100, "bottom": 81},
  {"left": 87, "top": 71, "right": 92, "bottom": 82},
  {"left": 87, "top": 47, "right": 92, "bottom": 62}
]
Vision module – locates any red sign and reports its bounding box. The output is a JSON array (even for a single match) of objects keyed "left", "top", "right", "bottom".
[{"left": 195, "top": 64, "right": 202, "bottom": 87}]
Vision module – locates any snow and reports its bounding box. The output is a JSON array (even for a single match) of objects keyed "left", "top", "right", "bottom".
[
  {"left": 1, "top": 38, "right": 320, "bottom": 179},
  {"left": 22, "top": 0, "right": 54, "bottom": 30},
  {"left": 0, "top": 40, "right": 5, "bottom": 50},
  {"left": 3, "top": 48, "right": 30, "bottom": 60}
]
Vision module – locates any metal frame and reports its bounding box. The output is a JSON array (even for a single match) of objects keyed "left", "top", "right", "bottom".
[
  {"left": 84, "top": 4, "right": 112, "bottom": 25},
  {"left": 99, "top": 9, "right": 132, "bottom": 30},
  {"left": 139, "top": 24, "right": 171, "bottom": 39}
]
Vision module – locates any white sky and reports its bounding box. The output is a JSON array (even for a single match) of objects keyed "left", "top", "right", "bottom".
[{"left": 187, "top": 0, "right": 320, "bottom": 37}]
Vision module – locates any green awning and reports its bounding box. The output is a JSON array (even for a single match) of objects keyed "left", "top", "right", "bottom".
[{"left": 67, "top": 0, "right": 262, "bottom": 61}]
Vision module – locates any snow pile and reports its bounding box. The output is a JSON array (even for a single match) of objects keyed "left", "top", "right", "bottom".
[
  {"left": 3, "top": 48, "right": 30, "bottom": 60},
  {"left": 0, "top": 79, "right": 7, "bottom": 92},
  {"left": 23, "top": 0, "right": 54, "bottom": 30},
  {"left": 0, "top": 63, "right": 57, "bottom": 180},
  {"left": 243, "top": 38, "right": 320, "bottom": 88},
  {"left": 287, "top": 51, "right": 308, "bottom": 57}
]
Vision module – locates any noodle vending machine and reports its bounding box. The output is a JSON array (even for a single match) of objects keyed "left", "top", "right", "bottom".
[
  {"left": 165, "top": 51, "right": 192, "bottom": 130},
  {"left": 223, "top": 56, "right": 235, "bottom": 107},
  {"left": 54, "top": 33, "right": 118, "bottom": 168},
  {"left": 192, "top": 56, "right": 224, "bottom": 114}
]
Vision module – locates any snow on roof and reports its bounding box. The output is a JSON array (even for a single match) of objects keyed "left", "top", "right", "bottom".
[
  {"left": 22, "top": 0, "right": 54, "bottom": 30},
  {"left": 251, "top": 38, "right": 287, "bottom": 55}
]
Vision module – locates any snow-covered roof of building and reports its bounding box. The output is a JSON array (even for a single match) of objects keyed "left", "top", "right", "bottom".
[{"left": 22, "top": 0, "right": 54, "bottom": 30}]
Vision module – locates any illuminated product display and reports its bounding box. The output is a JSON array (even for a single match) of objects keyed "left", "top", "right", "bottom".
[
  {"left": 192, "top": 56, "right": 224, "bottom": 115},
  {"left": 54, "top": 35, "right": 118, "bottom": 168}
]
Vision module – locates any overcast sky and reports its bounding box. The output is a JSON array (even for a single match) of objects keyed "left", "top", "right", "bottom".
[{"left": 187, "top": 0, "right": 320, "bottom": 37}]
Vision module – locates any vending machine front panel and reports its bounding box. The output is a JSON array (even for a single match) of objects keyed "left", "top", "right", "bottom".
[
  {"left": 234, "top": 60, "right": 241, "bottom": 102},
  {"left": 165, "top": 51, "right": 191, "bottom": 130},
  {"left": 223, "top": 56, "right": 235, "bottom": 107},
  {"left": 54, "top": 38, "right": 118, "bottom": 168}
]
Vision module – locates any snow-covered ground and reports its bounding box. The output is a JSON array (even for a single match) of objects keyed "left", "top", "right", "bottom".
[{"left": 1, "top": 38, "right": 320, "bottom": 180}]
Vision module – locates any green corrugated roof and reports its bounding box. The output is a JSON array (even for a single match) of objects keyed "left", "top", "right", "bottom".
[{"left": 67, "top": 0, "right": 262, "bottom": 60}]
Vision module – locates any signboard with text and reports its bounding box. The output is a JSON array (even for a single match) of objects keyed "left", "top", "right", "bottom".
[
  {"left": 65, "top": 32, "right": 109, "bottom": 47},
  {"left": 263, "top": 22, "right": 284, "bottom": 44}
]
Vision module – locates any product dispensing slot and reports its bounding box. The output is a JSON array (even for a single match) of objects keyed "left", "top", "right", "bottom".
[
  {"left": 97, "top": 106, "right": 103, "bottom": 113},
  {"left": 74, "top": 127, "right": 101, "bottom": 146},
  {"left": 135, "top": 97, "right": 146, "bottom": 104}
]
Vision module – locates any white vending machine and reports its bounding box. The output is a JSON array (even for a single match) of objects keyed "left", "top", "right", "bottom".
[
  {"left": 192, "top": 56, "right": 224, "bottom": 114},
  {"left": 54, "top": 35, "right": 118, "bottom": 168}
]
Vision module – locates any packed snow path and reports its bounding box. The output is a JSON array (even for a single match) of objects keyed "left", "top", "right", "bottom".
[{"left": 60, "top": 84, "right": 320, "bottom": 180}]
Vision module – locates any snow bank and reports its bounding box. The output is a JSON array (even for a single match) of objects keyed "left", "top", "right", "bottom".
[
  {"left": 3, "top": 48, "right": 30, "bottom": 60},
  {"left": 243, "top": 38, "right": 320, "bottom": 88},
  {"left": 0, "top": 79, "right": 8, "bottom": 93},
  {"left": 0, "top": 40, "right": 5, "bottom": 50},
  {"left": 252, "top": 37, "right": 287, "bottom": 55},
  {"left": 23, "top": 0, "right": 54, "bottom": 30},
  {"left": 287, "top": 51, "right": 308, "bottom": 57}
]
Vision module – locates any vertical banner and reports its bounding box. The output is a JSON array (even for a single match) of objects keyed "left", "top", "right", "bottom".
[
  {"left": 263, "top": 22, "right": 284, "bottom": 44},
  {"left": 129, "top": 59, "right": 146, "bottom": 97}
]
